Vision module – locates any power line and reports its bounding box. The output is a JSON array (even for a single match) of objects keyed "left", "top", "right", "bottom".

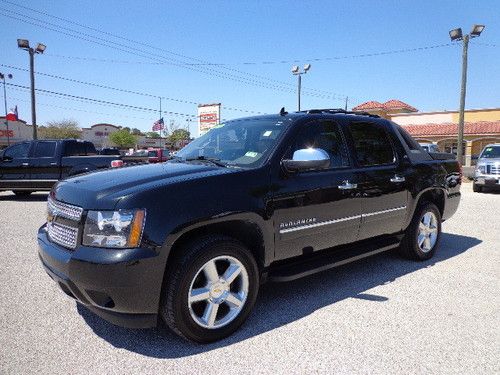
[
  {"left": 0, "top": 1, "right": 351, "bottom": 99},
  {"left": 0, "top": 63, "right": 265, "bottom": 114},
  {"left": 6, "top": 82, "right": 198, "bottom": 118}
]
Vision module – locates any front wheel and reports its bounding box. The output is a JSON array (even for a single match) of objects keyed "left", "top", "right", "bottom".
[
  {"left": 399, "top": 202, "right": 442, "bottom": 260},
  {"left": 161, "top": 235, "right": 259, "bottom": 343}
]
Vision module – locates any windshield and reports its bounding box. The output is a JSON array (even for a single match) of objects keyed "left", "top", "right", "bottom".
[
  {"left": 176, "top": 117, "right": 290, "bottom": 168},
  {"left": 480, "top": 146, "right": 500, "bottom": 159}
]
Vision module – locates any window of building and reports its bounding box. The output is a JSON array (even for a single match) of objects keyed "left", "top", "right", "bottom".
[{"left": 348, "top": 121, "right": 395, "bottom": 166}]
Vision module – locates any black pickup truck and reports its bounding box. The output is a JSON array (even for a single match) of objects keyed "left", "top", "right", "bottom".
[
  {"left": 37, "top": 109, "right": 461, "bottom": 343},
  {"left": 0, "top": 139, "right": 120, "bottom": 196}
]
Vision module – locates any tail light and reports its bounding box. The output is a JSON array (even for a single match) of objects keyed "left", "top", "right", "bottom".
[{"left": 111, "top": 160, "right": 123, "bottom": 168}]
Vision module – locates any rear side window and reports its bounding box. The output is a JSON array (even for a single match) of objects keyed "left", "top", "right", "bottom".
[
  {"left": 64, "top": 141, "right": 86, "bottom": 156},
  {"left": 4, "top": 143, "right": 30, "bottom": 159},
  {"left": 396, "top": 126, "right": 421, "bottom": 151},
  {"left": 349, "top": 122, "right": 395, "bottom": 166},
  {"left": 34, "top": 141, "right": 56, "bottom": 158},
  {"left": 85, "top": 142, "right": 97, "bottom": 155}
]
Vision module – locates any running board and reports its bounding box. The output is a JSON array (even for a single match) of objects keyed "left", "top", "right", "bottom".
[{"left": 268, "top": 239, "right": 400, "bottom": 282}]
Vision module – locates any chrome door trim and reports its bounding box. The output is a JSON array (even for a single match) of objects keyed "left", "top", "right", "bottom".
[{"left": 279, "top": 214, "right": 362, "bottom": 234}]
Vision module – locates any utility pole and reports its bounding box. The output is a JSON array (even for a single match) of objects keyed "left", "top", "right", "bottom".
[
  {"left": 17, "top": 39, "right": 46, "bottom": 140},
  {"left": 159, "top": 97, "right": 162, "bottom": 149},
  {"left": 449, "top": 25, "right": 485, "bottom": 165},
  {"left": 0, "top": 72, "right": 13, "bottom": 146},
  {"left": 345, "top": 96, "right": 348, "bottom": 111}
]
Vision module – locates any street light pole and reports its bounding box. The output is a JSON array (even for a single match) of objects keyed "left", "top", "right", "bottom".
[
  {"left": 449, "top": 25, "right": 485, "bottom": 165},
  {"left": 0, "top": 72, "right": 13, "bottom": 145},
  {"left": 17, "top": 39, "right": 46, "bottom": 141},
  {"left": 291, "top": 64, "right": 311, "bottom": 111},
  {"left": 29, "top": 48, "right": 37, "bottom": 140},
  {"left": 457, "top": 34, "right": 469, "bottom": 166}
]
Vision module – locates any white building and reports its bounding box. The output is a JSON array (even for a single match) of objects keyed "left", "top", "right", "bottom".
[{"left": 0, "top": 117, "right": 33, "bottom": 148}]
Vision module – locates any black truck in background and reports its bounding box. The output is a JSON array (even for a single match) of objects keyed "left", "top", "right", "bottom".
[{"left": 0, "top": 139, "right": 120, "bottom": 196}]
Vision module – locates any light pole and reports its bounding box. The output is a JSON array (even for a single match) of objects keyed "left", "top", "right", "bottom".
[
  {"left": 449, "top": 24, "right": 485, "bottom": 165},
  {"left": 291, "top": 64, "right": 311, "bottom": 111},
  {"left": 0, "top": 72, "right": 13, "bottom": 146},
  {"left": 17, "top": 39, "right": 46, "bottom": 140}
]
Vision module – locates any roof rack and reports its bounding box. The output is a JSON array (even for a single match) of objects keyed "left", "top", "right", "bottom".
[{"left": 301, "top": 108, "right": 380, "bottom": 118}]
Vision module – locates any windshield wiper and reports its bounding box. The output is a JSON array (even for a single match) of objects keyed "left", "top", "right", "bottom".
[{"left": 184, "top": 156, "right": 228, "bottom": 167}]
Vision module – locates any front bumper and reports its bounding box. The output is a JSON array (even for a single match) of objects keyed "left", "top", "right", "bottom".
[
  {"left": 474, "top": 173, "right": 500, "bottom": 188},
  {"left": 37, "top": 226, "right": 165, "bottom": 328}
]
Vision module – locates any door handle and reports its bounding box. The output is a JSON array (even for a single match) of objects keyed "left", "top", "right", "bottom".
[
  {"left": 21, "top": 163, "right": 29, "bottom": 166},
  {"left": 390, "top": 175, "right": 405, "bottom": 183},
  {"left": 50, "top": 162, "right": 57, "bottom": 166},
  {"left": 338, "top": 180, "right": 357, "bottom": 190}
]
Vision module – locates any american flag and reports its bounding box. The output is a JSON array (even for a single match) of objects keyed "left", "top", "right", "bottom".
[{"left": 152, "top": 117, "right": 164, "bottom": 131}]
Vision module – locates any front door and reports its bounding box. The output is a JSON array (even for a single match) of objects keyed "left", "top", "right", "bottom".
[
  {"left": 0, "top": 142, "right": 31, "bottom": 190},
  {"left": 272, "top": 119, "right": 363, "bottom": 261},
  {"left": 345, "top": 120, "right": 409, "bottom": 240}
]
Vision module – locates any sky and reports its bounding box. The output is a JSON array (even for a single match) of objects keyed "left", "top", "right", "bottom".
[{"left": 0, "top": 0, "right": 499, "bottom": 136}]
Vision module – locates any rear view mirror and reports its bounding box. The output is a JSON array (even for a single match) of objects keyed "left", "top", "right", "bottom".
[{"left": 282, "top": 148, "right": 330, "bottom": 172}]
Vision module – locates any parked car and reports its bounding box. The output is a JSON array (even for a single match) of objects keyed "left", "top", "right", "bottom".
[
  {"left": 419, "top": 142, "right": 440, "bottom": 153},
  {"left": 0, "top": 139, "right": 121, "bottom": 196},
  {"left": 147, "top": 148, "right": 170, "bottom": 163},
  {"left": 38, "top": 109, "right": 461, "bottom": 343},
  {"left": 473, "top": 144, "right": 500, "bottom": 192}
]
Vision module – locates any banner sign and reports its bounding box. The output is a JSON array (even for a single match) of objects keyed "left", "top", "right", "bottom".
[{"left": 197, "top": 103, "right": 221, "bottom": 137}]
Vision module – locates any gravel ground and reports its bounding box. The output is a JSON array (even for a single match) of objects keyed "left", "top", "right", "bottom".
[{"left": 0, "top": 183, "right": 499, "bottom": 374}]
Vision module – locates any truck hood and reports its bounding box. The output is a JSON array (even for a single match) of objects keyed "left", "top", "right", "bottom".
[
  {"left": 477, "top": 157, "right": 500, "bottom": 164},
  {"left": 53, "top": 162, "right": 232, "bottom": 209}
]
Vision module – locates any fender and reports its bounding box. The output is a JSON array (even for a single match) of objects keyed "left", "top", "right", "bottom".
[
  {"left": 162, "top": 211, "right": 275, "bottom": 267},
  {"left": 404, "top": 186, "right": 447, "bottom": 229}
]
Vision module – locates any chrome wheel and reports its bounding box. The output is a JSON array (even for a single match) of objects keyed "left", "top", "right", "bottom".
[
  {"left": 417, "top": 211, "right": 438, "bottom": 253},
  {"left": 188, "top": 256, "right": 249, "bottom": 329}
]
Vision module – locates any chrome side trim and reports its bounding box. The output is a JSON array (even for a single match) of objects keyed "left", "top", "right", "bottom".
[
  {"left": 363, "top": 206, "right": 407, "bottom": 218},
  {"left": 279, "top": 215, "right": 362, "bottom": 234}
]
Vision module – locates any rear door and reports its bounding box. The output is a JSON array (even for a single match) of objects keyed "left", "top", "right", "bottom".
[
  {"left": 0, "top": 142, "right": 31, "bottom": 189},
  {"left": 29, "top": 141, "right": 60, "bottom": 184},
  {"left": 272, "top": 119, "right": 363, "bottom": 260},
  {"left": 346, "top": 120, "right": 409, "bottom": 240}
]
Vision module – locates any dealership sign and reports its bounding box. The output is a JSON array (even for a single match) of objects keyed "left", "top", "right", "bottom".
[{"left": 197, "top": 103, "right": 221, "bottom": 137}]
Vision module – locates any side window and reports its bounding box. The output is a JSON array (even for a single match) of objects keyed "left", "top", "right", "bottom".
[
  {"left": 4, "top": 143, "right": 30, "bottom": 159},
  {"left": 85, "top": 142, "right": 97, "bottom": 155},
  {"left": 396, "top": 126, "right": 421, "bottom": 151},
  {"left": 63, "top": 141, "right": 85, "bottom": 156},
  {"left": 33, "top": 141, "right": 57, "bottom": 158},
  {"left": 292, "top": 121, "right": 349, "bottom": 168},
  {"left": 349, "top": 122, "right": 395, "bottom": 166}
]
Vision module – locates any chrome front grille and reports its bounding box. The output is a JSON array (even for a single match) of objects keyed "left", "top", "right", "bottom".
[
  {"left": 46, "top": 197, "right": 82, "bottom": 249},
  {"left": 47, "top": 222, "right": 79, "bottom": 249},
  {"left": 488, "top": 164, "right": 500, "bottom": 175},
  {"left": 47, "top": 197, "right": 83, "bottom": 221}
]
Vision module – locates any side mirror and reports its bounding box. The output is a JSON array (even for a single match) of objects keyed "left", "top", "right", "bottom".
[{"left": 282, "top": 148, "right": 330, "bottom": 172}]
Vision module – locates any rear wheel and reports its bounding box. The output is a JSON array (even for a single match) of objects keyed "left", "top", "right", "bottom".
[
  {"left": 399, "top": 202, "right": 441, "bottom": 260},
  {"left": 161, "top": 235, "right": 259, "bottom": 343},
  {"left": 12, "top": 190, "right": 33, "bottom": 197},
  {"left": 472, "top": 183, "right": 482, "bottom": 193}
]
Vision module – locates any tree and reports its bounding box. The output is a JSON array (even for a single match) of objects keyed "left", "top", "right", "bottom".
[
  {"left": 131, "top": 128, "right": 143, "bottom": 136},
  {"left": 146, "top": 131, "right": 161, "bottom": 139},
  {"left": 122, "top": 126, "right": 131, "bottom": 133},
  {"left": 39, "top": 119, "right": 81, "bottom": 139},
  {"left": 169, "top": 129, "right": 190, "bottom": 144},
  {"left": 109, "top": 129, "right": 137, "bottom": 148}
]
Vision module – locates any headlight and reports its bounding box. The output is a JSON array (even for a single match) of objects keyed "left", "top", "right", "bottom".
[
  {"left": 476, "top": 164, "right": 486, "bottom": 174},
  {"left": 83, "top": 209, "right": 146, "bottom": 248}
]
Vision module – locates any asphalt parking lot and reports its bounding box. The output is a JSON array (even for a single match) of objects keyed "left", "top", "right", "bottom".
[{"left": 0, "top": 183, "right": 499, "bottom": 374}]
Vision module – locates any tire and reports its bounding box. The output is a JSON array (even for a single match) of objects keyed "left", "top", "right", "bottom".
[
  {"left": 399, "top": 202, "right": 442, "bottom": 261},
  {"left": 161, "top": 235, "right": 259, "bottom": 343},
  {"left": 12, "top": 190, "right": 33, "bottom": 197},
  {"left": 472, "top": 183, "right": 482, "bottom": 193}
]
